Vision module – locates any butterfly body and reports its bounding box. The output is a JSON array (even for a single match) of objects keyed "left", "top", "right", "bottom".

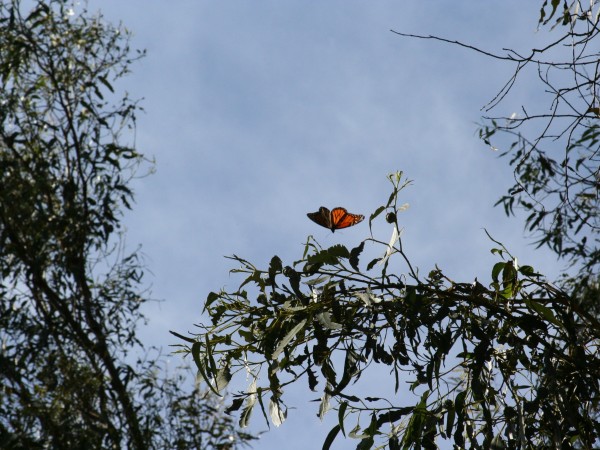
[{"left": 307, "top": 206, "right": 364, "bottom": 232}]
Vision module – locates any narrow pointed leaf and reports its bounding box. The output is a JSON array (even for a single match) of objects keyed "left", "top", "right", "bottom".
[
  {"left": 322, "top": 425, "right": 341, "bottom": 450},
  {"left": 272, "top": 318, "right": 307, "bottom": 360}
]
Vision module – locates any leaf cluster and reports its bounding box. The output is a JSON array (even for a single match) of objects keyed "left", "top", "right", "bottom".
[{"left": 180, "top": 173, "right": 600, "bottom": 449}]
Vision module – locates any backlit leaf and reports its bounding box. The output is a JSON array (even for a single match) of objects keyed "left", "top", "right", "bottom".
[{"left": 271, "top": 318, "right": 307, "bottom": 360}]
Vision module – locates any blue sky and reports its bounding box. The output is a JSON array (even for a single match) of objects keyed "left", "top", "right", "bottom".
[{"left": 91, "top": 2, "right": 563, "bottom": 448}]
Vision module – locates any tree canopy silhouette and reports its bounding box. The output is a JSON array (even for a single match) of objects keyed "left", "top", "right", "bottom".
[{"left": 0, "top": 1, "right": 254, "bottom": 448}]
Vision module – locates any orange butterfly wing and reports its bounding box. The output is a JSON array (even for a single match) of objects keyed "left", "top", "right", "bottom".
[
  {"left": 307, "top": 206, "right": 364, "bottom": 232},
  {"left": 330, "top": 207, "right": 364, "bottom": 231}
]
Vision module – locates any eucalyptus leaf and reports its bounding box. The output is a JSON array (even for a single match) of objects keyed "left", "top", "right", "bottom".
[
  {"left": 319, "top": 390, "right": 331, "bottom": 420},
  {"left": 214, "top": 365, "right": 231, "bottom": 394},
  {"left": 269, "top": 396, "right": 286, "bottom": 427},
  {"left": 239, "top": 379, "right": 257, "bottom": 428},
  {"left": 316, "top": 312, "right": 343, "bottom": 330},
  {"left": 271, "top": 318, "right": 307, "bottom": 360}
]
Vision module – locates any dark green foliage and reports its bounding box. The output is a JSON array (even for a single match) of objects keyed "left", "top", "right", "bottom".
[
  {"left": 480, "top": 1, "right": 600, "bottom": 316},
  {"left": 0, "top": 1, "right": 254, "bottom": 449},
  {"left": 179, "top": 173, "right": 600, "bottom": 448}
]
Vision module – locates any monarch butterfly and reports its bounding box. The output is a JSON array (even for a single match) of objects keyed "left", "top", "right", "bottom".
[{"left": 307, "top": 206, "right": 364, "bottom": 232}]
